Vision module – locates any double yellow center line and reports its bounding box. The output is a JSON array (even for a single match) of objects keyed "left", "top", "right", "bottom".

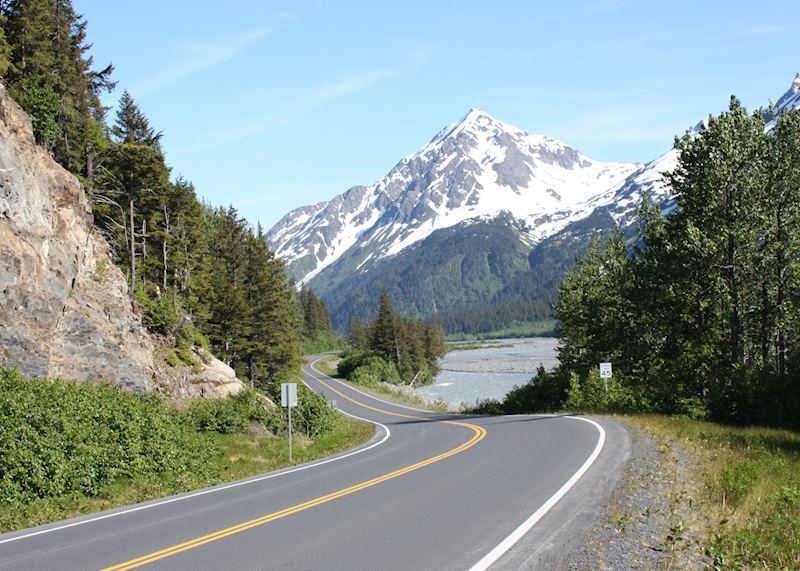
[{"left": 103, "top": 368, "right": 486, "bottom": 570}]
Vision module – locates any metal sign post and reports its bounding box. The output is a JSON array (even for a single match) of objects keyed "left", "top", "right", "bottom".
[
  {"left": 281, "top": 383, "right": 298, "bottom": 462},
  {"left": 599, "top": 362, "right": 613, "bottom": 395}
]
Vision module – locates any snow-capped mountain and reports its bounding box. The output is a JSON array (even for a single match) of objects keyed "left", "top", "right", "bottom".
[
  {"left": 267, "top": 108, "right": 643, "bottom": 286},
  {"left": 267, "top": 73, "right": 800, "bottom": 331}
]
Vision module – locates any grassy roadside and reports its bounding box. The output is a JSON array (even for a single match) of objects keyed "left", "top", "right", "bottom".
[
  {"left": 313, "top": 355, "right": 453, "bottom": 413},
  {"left": 0, "top": 417, "right": 372, "bottom": 533},
  {"left": 0, "top": 367, "right": 374, "bottom": 533},
  {"left": 622, "top": 415, "right": 800, "bottom": 569}
]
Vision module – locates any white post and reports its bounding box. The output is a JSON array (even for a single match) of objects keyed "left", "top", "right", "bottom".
[
  {"left": 288, "top": 403, "right": 293, "bottom": 463},
  {"left": 282, "top": 382, "right": 298, "bottom": 463}
]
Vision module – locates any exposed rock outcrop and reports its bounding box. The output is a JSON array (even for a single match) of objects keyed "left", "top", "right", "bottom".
[{"left": 0, "top": 84, "right": 242, "bottom": 397}]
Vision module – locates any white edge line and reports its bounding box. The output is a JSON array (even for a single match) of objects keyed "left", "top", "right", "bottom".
[
  {"left": 309, "top": 357, "right": 442, "bottom": 414},
  {"left": 468, "top": 416, "right": 607, "bottom": 571},
  {"left": 0, "top": 375, "right": 390, "bottom": 546}
]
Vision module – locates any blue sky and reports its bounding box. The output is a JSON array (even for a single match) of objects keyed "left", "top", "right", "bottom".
[{"left": 75, "top": 0, "right": 799, "bottom": 230}]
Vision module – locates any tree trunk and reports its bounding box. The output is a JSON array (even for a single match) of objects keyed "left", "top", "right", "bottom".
[
  {"left": 163, "top": 206, "right": 170, "bottom": 291},
  {"left": 129, "top": 199, "right": 135, "bottom": 299},
  {"left": 85, "top": 142, "right": 94, "bottom": 181},
  {"left": 777, "top": 204, "right": 787, "bottom": 376}
]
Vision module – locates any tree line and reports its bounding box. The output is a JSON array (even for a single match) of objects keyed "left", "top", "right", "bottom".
[
  {"left": 483, "top": 98, "right": 800, "bottom": 430},
  {"left": 0, "top": 1, "right": 303, "bottom": 388}
]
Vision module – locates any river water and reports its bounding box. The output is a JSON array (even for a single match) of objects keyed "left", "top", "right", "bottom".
[{"left": 415, "top": 337, "right": 559, "bottom": 407}]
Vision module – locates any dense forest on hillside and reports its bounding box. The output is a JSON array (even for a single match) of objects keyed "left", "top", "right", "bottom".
[
  {"left": 481, "top": 98, "right": 800, "bottom": 430},
  {"left": 0, "top": 1, "right": 303, "bottom": 387}
]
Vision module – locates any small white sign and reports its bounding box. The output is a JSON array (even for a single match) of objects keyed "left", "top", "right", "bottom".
[
  {"left": 281, "top": 383, "right": 298, "bottom": 407},
  {"left": 599, "top": 362, "right": 613, "bottom": 379}
]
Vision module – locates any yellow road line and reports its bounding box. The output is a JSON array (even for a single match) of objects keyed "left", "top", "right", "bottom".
[{"left": 102, "top": 366, "right": 486, "bottom": 571}]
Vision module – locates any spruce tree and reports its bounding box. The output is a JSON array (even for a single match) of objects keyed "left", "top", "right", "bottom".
[{"left": 370, "top": 288, "right": 400, "bottom": 364}]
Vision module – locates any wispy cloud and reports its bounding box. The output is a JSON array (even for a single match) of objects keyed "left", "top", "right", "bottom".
[
  {"left": 741, "top": 24, "right": 786, "bottom": 37},
  {"left": 133, "top": 27, "right": 275, "bottom": 97},
  {"left": 174, "top": 66, "right": 402, "bottom": 155},
  {"left": 552, "top": 109, "right": 693, "bottom": 146},
  {"left": 297, "top": 69, "right": 399, "bottom": 108}
]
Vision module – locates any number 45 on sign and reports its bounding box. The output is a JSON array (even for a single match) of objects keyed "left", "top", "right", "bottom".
[{"left": 599, "top": 362, "right": 612, "bottom": 395}]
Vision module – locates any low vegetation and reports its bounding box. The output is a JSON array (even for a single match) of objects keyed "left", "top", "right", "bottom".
[
  {"left": 626, "top": 416, "right": 800, "bottom": 569},
  {"left": 445, "top": 320, "right": 557, "bottom": 341},
  {"left": 445, "top": 340, "right": 514, "bottom": 352},
  {"left": 0, "top": 368, "right": 372, "bottom": 532}
]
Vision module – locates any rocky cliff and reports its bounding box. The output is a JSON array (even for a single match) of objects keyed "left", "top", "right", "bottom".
[{"left": 0, "top": 84, "right": 241, "bottom": 397}]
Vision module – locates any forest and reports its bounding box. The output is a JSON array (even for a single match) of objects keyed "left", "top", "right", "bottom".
[{"left": 481, "top": 98, "right": 800, "bottom": 430}]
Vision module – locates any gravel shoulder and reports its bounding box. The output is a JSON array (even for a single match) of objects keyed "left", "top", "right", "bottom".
[
  {"left": 494, "top": 416, "right": 710, "bottom": 570},
  {"left": 565, "top": 419, "right": 709, "bottom": 570}
]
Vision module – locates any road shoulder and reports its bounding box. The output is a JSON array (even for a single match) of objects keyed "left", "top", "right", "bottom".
[{"left": 492, "top": 416, "right": 631, "bottom": 570}]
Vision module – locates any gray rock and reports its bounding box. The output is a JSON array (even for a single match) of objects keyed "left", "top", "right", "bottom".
[{"left": 0, "top": 84, "right": 242, "bottom": 398}]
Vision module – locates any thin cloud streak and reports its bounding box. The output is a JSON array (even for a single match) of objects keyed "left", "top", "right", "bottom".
[
  {"left": 133, "top": 27, "right": 275, "bottom": 97},
  {"left": 174, "top": 67, "right": 400, "bottom": 155}
]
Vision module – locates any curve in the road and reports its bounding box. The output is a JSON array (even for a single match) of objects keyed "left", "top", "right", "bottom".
[{"left": 102, "top": 371, "right": 487, "bottom": 571}]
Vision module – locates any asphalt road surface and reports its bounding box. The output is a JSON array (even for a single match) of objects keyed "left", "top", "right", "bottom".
[{"left": 0, "top": 357, "right": 629, "bottom": 570}]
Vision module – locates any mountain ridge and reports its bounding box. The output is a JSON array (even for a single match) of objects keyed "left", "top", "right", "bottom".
[{"left": 268, "top": 74, "right": 800, "bottom": 332}]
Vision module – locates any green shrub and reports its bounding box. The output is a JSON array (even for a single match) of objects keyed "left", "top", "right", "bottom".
[
  {"left": 135, "top": 286, "right": 179, "bottom": 333},
  {"left": 164, "top": 350, "right": 180, "bottom": 367},
  {"left": 563, "top": 369, "right": 637, "bottom": 413},
  {"left": 182, "top": 389, "right": 280, "bottom": 435},
  {"left": 720, "top": 460, "right": 761, "bottom": 507},
  {"left": 292, "top": 384, "right": 339, "bottom": 439},
  {"left": 0, "top": 368, "right": 215, "bottom": 503},
  {"left": 471, "top": 398, "right": 505, "bottom": 415},
  {"left": 499, "top": 366, "right": 570, "bottom": 414},
  {"left": 338, "top": 350, "right": 402, "bottom": 385}
]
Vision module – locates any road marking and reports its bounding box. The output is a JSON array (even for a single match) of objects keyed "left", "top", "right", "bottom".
[
  {"left": 310, "top": 357, "right": 439, "bottom": 414},
  {"left": 0, "top": 399, "right": 390, "bottom": 548},
  {"left": 468, "top": 416, "right": 606, "bottom": 570},
  {"left": 102, "top": 366, "right": 487, "bottom": 571}
]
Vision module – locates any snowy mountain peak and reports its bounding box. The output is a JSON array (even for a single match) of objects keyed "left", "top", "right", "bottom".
[
  {"left": 775, "top": 73, "right": 800, "bottom": 111},
  {"left": 267, "top": 109, "right": 641, "bottom": 286}
]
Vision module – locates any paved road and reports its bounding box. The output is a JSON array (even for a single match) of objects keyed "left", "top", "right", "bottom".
[{"left": 0, "top": 358, "right": 628, "bottom": 570}]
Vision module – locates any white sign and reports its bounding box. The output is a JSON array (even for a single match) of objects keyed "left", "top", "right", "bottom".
[
  {"left": 599, "top": 362, "right": 613, "bottom": 379},
  {"left": 281, "top": 383, "right": 298, "bottom": 407}
]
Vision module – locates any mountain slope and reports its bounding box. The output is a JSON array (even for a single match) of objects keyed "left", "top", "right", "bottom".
[
  {"left": 267, "top": 109, "right": 640, "bottom": 286},
  {"left": 268, "top": 74, "right": 800, "bottom": 332}
]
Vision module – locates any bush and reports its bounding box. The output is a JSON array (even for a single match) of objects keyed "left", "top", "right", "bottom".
[
  {"left": 499, "top": 366, "right": 570, "bottom": 414},
  {"left": 563, "top": 369, "right": 637, "bottom": 413},
  {"left": 337, "top": 350, "right": 402, "bottom": 385},
  {"left": 182, "top": 389, "right": 280, "bottom": 435},
  {"left": 0, "top": 368, "right": 215, "bottom": 503},
  {"left": 135, "top": 285, "right": 179, "bottom": 333},
  {"left": 292, "top": 384, "right": 339, "bottom": 439}
]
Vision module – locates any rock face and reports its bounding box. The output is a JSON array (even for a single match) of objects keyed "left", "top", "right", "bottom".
[{"left": 0, "top": 84, "right": 242, "bottom": 397}]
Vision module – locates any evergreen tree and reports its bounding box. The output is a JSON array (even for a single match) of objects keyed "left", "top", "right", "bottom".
[
  {"left": 205, "top": 207, "right": 251, "bottom": 366},
  {"left": 3, "top": 0, "right": 115, "bottom": 176},
  {"left": 370, "top": 288, "right": 400, "bottom": 364},
  {"left": 111, "top": 90, "right": 162, "bottom": 150},
  {"left": 346, "top": 315, "right": 369, "bottom": 350},
  {"left": 243, "top": 226, "right": 301, "bottom": 387}
]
